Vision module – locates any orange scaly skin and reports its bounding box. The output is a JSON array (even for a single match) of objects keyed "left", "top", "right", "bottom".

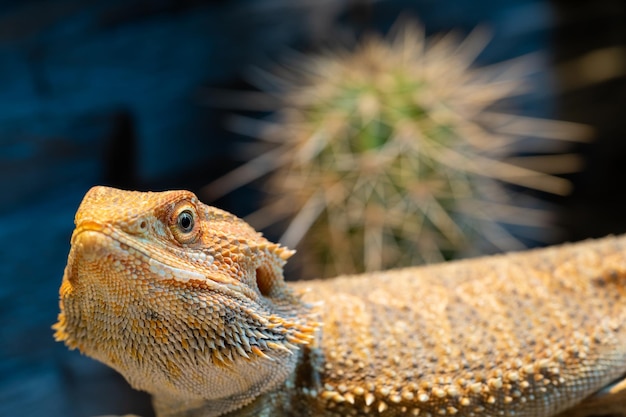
[{"left": 55, "top": 186, "right": 626, "bottom": 417}]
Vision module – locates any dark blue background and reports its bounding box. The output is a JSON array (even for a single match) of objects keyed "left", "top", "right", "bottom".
[{"left": 1, "top": 1, "right": 624, "bottom": 416}]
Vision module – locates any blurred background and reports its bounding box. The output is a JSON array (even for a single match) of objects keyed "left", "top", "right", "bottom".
[{"left": 0, "top": 0, "right": 624, "bottom": 416}]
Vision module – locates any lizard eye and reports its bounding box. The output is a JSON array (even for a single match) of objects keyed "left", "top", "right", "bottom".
[
  {"left": 177, "top": 210, "right": 194, "bottom": 233},
  {"left": 170, "top": 203, "right": 200, "bottom": 244}
]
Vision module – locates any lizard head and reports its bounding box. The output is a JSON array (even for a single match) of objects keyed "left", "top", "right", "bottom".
[{"left": 54, "top": 186, "right": 318, "bottom": 412}]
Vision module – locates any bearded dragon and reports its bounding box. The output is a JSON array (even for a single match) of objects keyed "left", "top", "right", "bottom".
[{"left": 54, "top": 186, "right": 626, "bottom": 417}]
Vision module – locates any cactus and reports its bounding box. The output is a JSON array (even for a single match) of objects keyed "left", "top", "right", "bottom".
[{"left": 206, "top": 21, "right": 590, "bottom": 278}]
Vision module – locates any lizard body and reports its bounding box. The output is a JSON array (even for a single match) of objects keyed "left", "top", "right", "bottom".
[{"left": 54, "top": 186, "right": 626, "bottom": 417}]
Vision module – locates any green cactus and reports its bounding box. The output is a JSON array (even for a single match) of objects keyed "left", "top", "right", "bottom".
[{"left": 206, "top": 21, "right": 590, "bottom": 278}]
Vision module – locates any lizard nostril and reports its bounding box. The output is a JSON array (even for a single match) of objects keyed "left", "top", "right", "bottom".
[{"left": 123, "top": 218, "right": 148, "bottom": 235}]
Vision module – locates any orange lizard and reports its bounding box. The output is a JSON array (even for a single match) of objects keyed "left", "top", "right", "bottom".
[{"left": 55, "top": 186, "right": 626, "bottom": 417}]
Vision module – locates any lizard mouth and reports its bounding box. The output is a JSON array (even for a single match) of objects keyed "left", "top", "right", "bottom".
[{"left": 70, "top": 222, "right": 251, "bottom": 296}]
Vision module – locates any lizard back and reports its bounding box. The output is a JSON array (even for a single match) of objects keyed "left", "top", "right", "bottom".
[{"left": 291, "top": 236, "right": 626, "bottom": 416}]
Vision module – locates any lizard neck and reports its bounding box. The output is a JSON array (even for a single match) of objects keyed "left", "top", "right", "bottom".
[{"left": 151, "top": 348, "right": 318, "bottom": 417}]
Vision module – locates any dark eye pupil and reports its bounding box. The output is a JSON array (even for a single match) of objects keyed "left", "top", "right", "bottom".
[{"left": 178, "top": 211, "right": 194, "bottom": 232}]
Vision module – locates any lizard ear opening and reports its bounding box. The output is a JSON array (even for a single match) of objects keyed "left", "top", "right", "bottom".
[
  {"left": 253, "top": 242, "right": 294, "bottom": 298},
  {"left": 255, "top": 266, "right": 273, "bottom": 297}
]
